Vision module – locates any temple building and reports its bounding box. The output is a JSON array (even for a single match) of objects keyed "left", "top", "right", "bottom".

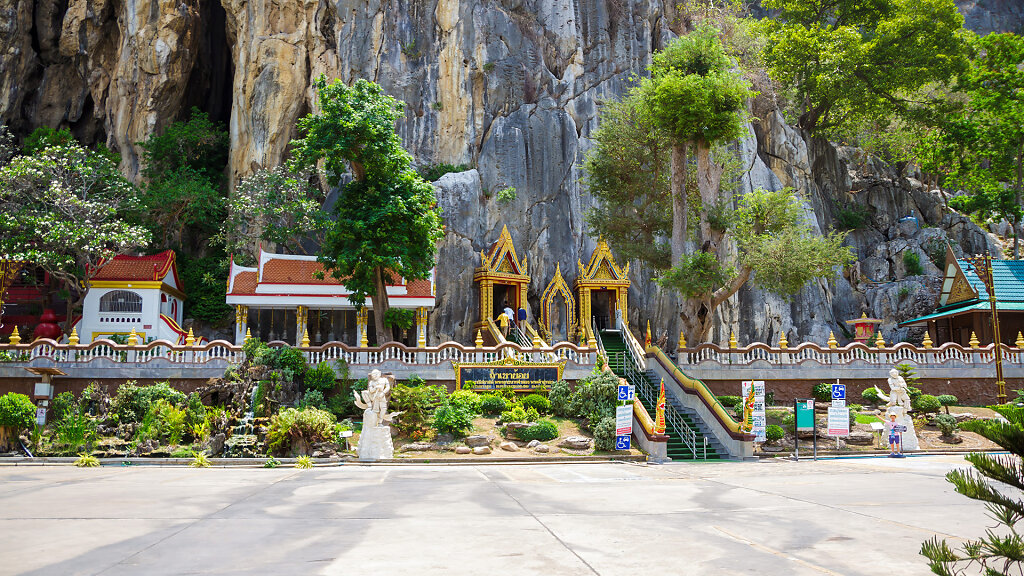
[
  {"left": 901, "top": 247, "right": 1024, "bottom": 346},
  {"left": 226, "top": 249, "right": 435, "bottom": 346}
]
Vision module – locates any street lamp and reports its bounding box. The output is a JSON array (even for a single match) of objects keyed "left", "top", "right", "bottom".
[
  {"left": 963, "top": 252, "right": 1006, "bottom": 404},
  {"left": 0, "top": 260, "right": 26, "bottom": 329}
]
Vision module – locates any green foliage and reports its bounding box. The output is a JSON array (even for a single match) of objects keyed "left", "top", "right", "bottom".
[
  {"left": 304, "top": 362, "right": 336, "bottom": 392},
  {"left": 432, "top": 400, "right": 475, "bottom": 436},
  {"left": 417, "top": 163, "right": 472, "bottom": 182},
  {"left": 189, "top": 450, "right": 211, "bottom": 468},
  {"left": 903, "top": 251, "right": 924, "bottom": 276},
  {"left": 295, "top": 455, "right": 314, "bottom": 469},
  {"left": 141, "top": 107, "right": 229, "bottom": 182},
  {"left": 23, "top": 127, "right": 76, "bottom": 155},
  {"left": 263, "top": 455, "right": 280, "bottom": 468},
  {"left": 184, "top": 393, "right": 207, "bottom": 441},
  {"left": 176, "top": 252, "right": 231, "bottom": 324},
  {"left": 111, "top": 381, "right": 186, "bottom": 424},
  {"left": 834, "top": 203, "right": 869, "bottom": 231},
  {"left": 780, "top": 413, "right": 795, "bottom": 428},
  {"left": 933, "top": 414, "right": 958, "bottom": 437},
  {"left": 765, "top": 424, "right": 785, "bottom": 443},
  {"left": 0, "top": 393, "right": 36, "bottom": 433},
  {"left": 496, "top": 186, "right": 517, "bottom": 203},
  {"left": 716, "top": 395, "right": 742, "bottom": 408},
  {"left": 266, "top": 408, "right": 336, "bottom": 453},
  {"left": 150, "top": 399, "right": 187, "bottom": 445},
  {"left": 391, "top": 383, "right": 447, "bottom": 434},
  {"left": 383, "top": 308, "right": 415, "bottom": 331},
  {"left": 275, "top": 347, "right": 308, "bottom": 376},
  {"left": 861, "top": 387, "right": 881, "bottom": 404},
  {"left": 937, "top": 395, "right": 959, "bottom": 413},
  {"left": 517, "top": 419, "right": 558, "bottom": 442},
  {"left": 659, "top": 251, "right": 731, "bottom": 299},
  {"left": 594, "top": 416, "right": 616, "bottom": 451},
  {"left": 548, "top": 380, "right": 573, "bottom": 417},
  {"left": 51, "top": 391, "right": 76, "bottom": 422},
  {"left": 500, "top": 404, "right": 529, "bottom": 424},
  {"left": 328, "top": 378, "right": 367, "bottom": 418},
  {"left": 55, "top": 411, "right": 97, "bottom": 451},
  {"left": 521, "top": 394, "right": 550, "bottom": 415},
  {"left": 525, "top": 406, "right": 540, "bottom": 422},
  {"left": 480, "top": 394, "right": 507, "bottom": 416},
  {"left": 913, "top": 394, "right": 942, "bottom": 414},
  {"left": 812, "top": 383, "right": 832, "bottom": 403},
  {"left": 74, "top": 453, "right": 100, "bottom": 468},
  {"left": 449, "top": 390, "right": 482, "bottom": 415},
  {"left": 297, "top": 390, "right": 327, "bottom": 410},
  {"left": 569, "top": 371, "right": 619, "bottom": 429}
]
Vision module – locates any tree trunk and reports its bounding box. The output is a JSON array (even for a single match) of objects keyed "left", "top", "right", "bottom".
[
  {"left": 677, "top": 266, "right": 753, "bottom": 345},
  {"left": 670, "top": 142, "right": 689, "bottom": 266},
  {"left": 695, "top": 139, "right": 725, "bottom": 249},
  {"left": 372, "top": 266, "right": 393, "bottom": 344},
  {"left": 1014, "top": 138, "right": 1023, "bottom": 260}
]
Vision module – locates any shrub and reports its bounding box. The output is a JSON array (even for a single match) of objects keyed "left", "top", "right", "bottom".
[
  {"left": 189, "top": 450, "right": 211, "bottom": 468},
  {"left": 297, "top": 390, "right": 326, "bottom": 410},
  {"left": 74, "top": 453, "right": 100, "bottom": 468},
  {"left": 765, "top": 424, "right": 785, "bottom": 443},
  {"left": 304, "top": 362, "right": 336, "bottom": 392},
  {"left": 111, "top": 381, "right": 186, "bottom": 424},
  {"left": 522, "top": 394, "right": 550, "bottom": 414},
  {"left": 266, "top": 407, "right": 336, "bottom": 453},
  {"left": 524, "top": 406, "right": 540, "bottom": 422},
  {"left": 275, "top": 347, "right": 308, "bottom": 376},
  {"left": 480, "top": 394, "right": 507, "bottom": 416},
  {"left": 594, "top": 416, "right": 616, "bottom": 451},
  {"left": 432, "top": 400, "right": 475, "bottom": 436},
  {"left": 570, "top": 371, "right": 619, "bottom": 428},
  {"left": 933, "top": 413, "right": 958, "bottom": 437},
  {"left": 937, "top": 394, "right": 958, "bottom": 413},
  {"left": 55, "top": 412, "right": 97, "bottom": 451},
  {"left": 391, "top": 383, "right": 447, "bottom": 434},
  {"left": 295, "top": 455, "right": 314, "bottom": 469},
  {"left": 517, "top": 419, "right": 558, "bottom": 442},
  {"left": 151, "top": 399, "right": 187, "bottom": 445},
  {"left": 449, "top": 390, "right": 482, "bottom": 414},
  {"left": 0, "top": 392, "right": 36, "bottom": 444},
  {"left": 51, "top": 391, "right": 76, "bottom": 422},
  {"left": 549, "top": 380, "right": 573, "bottom": 416},
  {"left": 329, "top": 378, "right": 368, "bottom": 418},
  {"left": 812, "top": 383, "right": 832, "bottom": 403},
  {"left": 717, "top": 395, "right": 742, "bottom": 408},
  {"left": 903, "top": 251, "right": 924, "bottom": 276},
  {"left": 781, "top": 413, "right": 795, "bottom": 428},
  {"left": 861, "top": 387, "right": 881, "bottom": 404},
  {"left": 185, "top": 393, "right": 207, "bottom": 441},
  {"left": 501, "top": 404, "right": 528, "bottom": 424},
  {"left": 417, "top": 162, "right": 472, "bottom": 182},
  {"left": 913, "top": 394, "right": 942, "bottom": 414},
  {"left": 264, "top": 455, "right": 280, "bottom": 468}
]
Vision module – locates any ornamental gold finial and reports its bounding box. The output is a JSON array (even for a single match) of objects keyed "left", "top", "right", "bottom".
[
  {"left": 778, "top": 332, "right": 788, "bottom": 350},
  {"left": 678, "top": 330, "right": 687, "bottom": 350},
  {"left": 8, "top": 326, "right": 20, "bottom": 345},
  {"left": 827, "top": 331, "right": 838, "bottom": 349},
  {"left": 729, "top": 331, "right": 738, "bottom": 349},
  {"left": 301, "top": 329, "right": 310, "bottom": 348},
  {"left": 874, "top": 330, "right": 885, "bottom": 348},
  {"left": 654, "top": 379, "right": 667, "bottom": 435},
  {"left": 922, "top": 332, "right": 933, "bottom": 349},
  {"left": 245, "top": 328, "right": 252, "bottom": 342},
  {"left": 68, "top": 327, "right": 80, "bottom": 346},
  {"left": 475, "top": 330, "right": 484, "bottom": 348},
  {"left": 359, "top": 326, "right": 369, "bottom": 348},
  {"left": 969, "top": 331, "right": 980, "bottom": 349},
  {"left": 185, "top": 328, "right": 195, "bottom": 347},
  {"left": 645, "top": 320, "right": 652, "bottom": 348},
  {"left": 1016, "top": 331, "right": 1024, "bottom": 349},
  {"left": 127, "top": 329, "right": 139, "bottom": 346}
]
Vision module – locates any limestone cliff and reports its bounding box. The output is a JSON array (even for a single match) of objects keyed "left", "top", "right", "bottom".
[{"left": 0, "top": 0, "right": 1018, "bottom": 346}]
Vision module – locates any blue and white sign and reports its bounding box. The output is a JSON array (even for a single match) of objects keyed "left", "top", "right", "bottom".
[
  {"left": 615, "top": 435, "right": 631, "bottom": 450},
  {"left": 617, "top": 384, "right": 635, "bottom": 402},
  {"left": 832, "top": 384, "right": 846, "bottom": 400}
]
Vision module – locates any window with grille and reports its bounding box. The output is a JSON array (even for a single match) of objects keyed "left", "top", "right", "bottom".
[{"left": 99, "top": 290, "right": 143, "bottom": 313}]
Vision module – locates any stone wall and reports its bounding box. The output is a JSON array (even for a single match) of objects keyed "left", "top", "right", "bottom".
[{"left": 702, "top": 378, "right": 1014, "bottom": 407}]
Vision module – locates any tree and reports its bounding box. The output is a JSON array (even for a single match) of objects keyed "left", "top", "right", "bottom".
[
  {"left": 290, "top": 77, "right": 444, "bottom": 343},
  {"left": 921, "top": 404, "right": 1024, "bottom": 574},
  {"left": 220, "top": 167, "right": 329, "bottom": 266},
  {"left": 758, "top": 0, "right": 969, "bottom": 136},
  {"left": 0, "top": 143, "right": 151, "bottom": 328}
]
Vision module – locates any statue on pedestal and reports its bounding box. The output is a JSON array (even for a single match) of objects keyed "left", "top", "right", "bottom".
[
  {"left": 354, "top": 369, "right": 401, "bottom": 461},
  {"left": 874, "top": 368, "right": 919, "bottom": 451}
]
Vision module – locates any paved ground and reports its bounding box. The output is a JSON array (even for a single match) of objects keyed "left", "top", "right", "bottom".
[{"left": 0, "top": 456, "right": 994, "bottom": 575}]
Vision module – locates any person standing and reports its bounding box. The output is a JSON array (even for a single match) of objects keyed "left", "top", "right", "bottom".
[{"left": 498, "top": 300, "right": 512, "bottom": 337}]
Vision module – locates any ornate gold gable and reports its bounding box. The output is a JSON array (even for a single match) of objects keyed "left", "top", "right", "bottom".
[
  {"left": 473, "top": 225, "right": 531, "bottom": 336},
  {"left": 578, "top": 239, "right": 628, "bottom": 285},
  {"left": 940, "top": 243, "right": 979, "bottom": 307},
  {"left": 477, "top": 225, "right": 528, "bottom": 278},
  {"left": 575, "top": 239, "right": 630, "bottom": 343},
  {"left": 540, "top": 264, "right": 578, "bottom": 342}
]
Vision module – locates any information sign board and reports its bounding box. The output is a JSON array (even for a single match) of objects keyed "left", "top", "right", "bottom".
[
  {"left": 831, "top": 384, "right": 846, "bottom": 401},
  {"left": 742, "top": 380, "right": 767, "bottom": 442},
  {"left": 615, "top": 404, "right": 633, "bottom": 436},
  {"left": 795, "top": 399, "right": 815, "bottom": 432},
  {"left": 615, "top": 435, "right": 631, "bottom": 450},
  {"left": 455, "top": 360, "right": 564, "bottom": 392},
  {"left": 617, "top": 384, "right": 635, "bottom": 402},
  {"left": 827, "top": 406, "right": 850, "bottom": 437}
]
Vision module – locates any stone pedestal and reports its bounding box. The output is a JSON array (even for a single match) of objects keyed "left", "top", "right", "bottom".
[{"left": 357, "top": 426, "right": 394, "bottom": 461}]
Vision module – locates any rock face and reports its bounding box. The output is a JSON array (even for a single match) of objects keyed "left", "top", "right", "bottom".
[{"left": 0, "top": 0, "right": 1015, "bottom": 345}]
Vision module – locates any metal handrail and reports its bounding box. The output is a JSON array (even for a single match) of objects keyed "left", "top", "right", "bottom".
[
  {"left": 616, "top": 310, "right": 647, "bottom": 371},
  {"left": 591, "top": 317, "right": 605, "bottom": 356}
]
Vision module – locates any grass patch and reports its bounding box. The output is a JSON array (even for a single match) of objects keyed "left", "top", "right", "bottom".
[{"left": 855, "top": 413, "right": 882, "bottom": 424}]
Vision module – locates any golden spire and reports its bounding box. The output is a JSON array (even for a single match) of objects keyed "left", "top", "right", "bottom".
[
  {"left": 301, "top": 329, "right": 310, "bottom": 348},
  {"left": 778, "top": 332, "right": 788, "bottom": 350},
  {"left": 245, "top": 328, "right": 252, "bottom": 342},
  {"left": 678, "top": 330, "right": 687, "bottom": 350},
  {"left": 1016, "top": 331, "right": 1024, "bottom": 349},
  {"left": 969, "top": 331, "right": 980, "bottom": 349},
  {"left": 68, "top": 327, "right": 80, "bottom": 347},
  {"left": 729, "top": 331, "right": 738, "bottom": 349},
  {"left": 654, "top": 379, "right": 667, "bottom": 435},
  {"left": 475, "top": 330, "right": 484, "bottom": 348},
  {"left": 922, "top": 332, "right": 933, "bottom": 349},
  {"left": 185, "top": 328, "right": 195, "bottom": 347},
  {"left": 645, "top": 320, "right": 652, "bottom": 348},
  {"left": 827, "top": 331, "right": 838, "bottom": 349},
  {"left": 8, "top": 326, "right": 20, "bottom": 345},
  {"left": 127, "top": 329, "right": 139, "bottom": 346},
  {"left": 874, "top": 331, "right": 885, "bottom": 348}
]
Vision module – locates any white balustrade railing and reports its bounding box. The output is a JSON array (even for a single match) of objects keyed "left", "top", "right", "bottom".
[{"left": 678, "top": 341, "right": 1021, "bottom": 368}]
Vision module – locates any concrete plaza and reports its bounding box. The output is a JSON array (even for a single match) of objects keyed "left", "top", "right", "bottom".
[{"left": 0, "top": 456, "right": 993, "bottom": 575}]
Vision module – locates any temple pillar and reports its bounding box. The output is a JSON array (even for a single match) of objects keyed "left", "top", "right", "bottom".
[
  {"left": 357, "top": 307, "right": 369, "bottom": 347},
  {"left": 234, "top": 305, "right": 249, "bottom": 345},
  {"left": 479, "top": 280, "right": 492, "bottom": 324},
  {"left": 416, "top": 307, "right": 428, "bottom": 347},
  {"left": 295, "top": 305, "right": 308, "bottom": 347}
]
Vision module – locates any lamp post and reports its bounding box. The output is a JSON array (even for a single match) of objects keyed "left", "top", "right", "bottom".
[
  {"left": 0, "top": 260, "right": 26, "bottom": 329},
  {"left": 964, "top": 252, "right": 1006, "bottom": 404}
]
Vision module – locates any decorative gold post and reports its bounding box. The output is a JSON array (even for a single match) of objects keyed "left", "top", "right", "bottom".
[
  {"left": 964, "top": 252, "right": 1006, "bottom": 403},
  {"left": 475, "top": 330, "right": 484, "bottom": 348},
  {"left": 357, "top": 307, "right": 369, "bottom": 348},
  {"left": 922, "top": 332, "right": 933, "bottom": 349},
  {"left": 654, "top": 379, "right": 666, "bottom": 435},
  {"left": 827, "top": 331, "right": 838, "bottom": 349},
  {"left": 68, "top": 327, "right": 80, "bottom": 346},
  {"left": 300, "top": 329, "right": 310, "bottom": 348},
  {"left": 185, "top": 328, "right": 195, "bottom": 347},
  {"left": 8, "top": 326, "right": 21, "bottom": 345},
  {"left": 1016, "top": 331, "right": 1024, "bottom": 348},
  {"left": 127, "top": 329, "right": 139, "bottom": 346},
  {"left": 416, "top": 307, "right": 428, "bottom": 348},
  {"left": 0, "top": 260, "right": 25, "bottom": 326},
  {"left": 778, "top": 332, "right": 788, "bottom": 350},
  {"left": 678, "top": 331, "right": 687, "bottom": 350},
  {"left": 874, "top": 331, "right": 885, "bottom": 348},
  {"left": 969, "top": 331, "right": 980, "bottom": 349},
  {"left": 729, "top": 331, "right": 738, "bottom": 349}
]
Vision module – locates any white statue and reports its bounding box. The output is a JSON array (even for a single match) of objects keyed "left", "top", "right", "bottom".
[
  {"left": 874, "top": 367, "right": 919, "bottom": 451},
  {"left": 353, "top": 369, "right": 401, "bottom": 461}
]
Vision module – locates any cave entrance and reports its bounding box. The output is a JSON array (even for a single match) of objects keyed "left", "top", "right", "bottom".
[{"left": 181, "top": 0, "right": 233, "bottom": 125}]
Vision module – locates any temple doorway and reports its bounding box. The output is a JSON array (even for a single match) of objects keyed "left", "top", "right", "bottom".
[
  {"left": 591, "top": 290, "right": 615, "bottom": 331},
  {"left": 492, "top": 284, "right": 518, "bottom": 320}
]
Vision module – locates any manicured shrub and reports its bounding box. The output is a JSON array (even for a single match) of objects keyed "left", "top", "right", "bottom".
[
  {"left": 432, "top": 400, "right": 474, "bottom": 436},
  {"left": 275, "top": 347, "right": 308, "bottom": 376},
  {"left": 549, "top": 380, "right": 573, "bottom": 416},
  {"left": 111, "top": 381, "right": 186, "bottom": 424},
  {"left": 937, "top": 394, "right": 958, "bottom": 413},
  {"left": 480, "top": 394, "right": 507, "bottom": 416},
  {"left": 594, "top": 416, "right": 616, "bottom": 451},
  {"left": 391, "top": 383, "right": 447, "bottom": 434},
  {"left": 500, "top": 404, "right": 528, "bottom": 424},
  {"left": 521, "top": 393, "right": 550, "bottom": 414},
  {"left": 449, "top": 390, "right": 482, "bottom": 414},
  {"left": 50, "top": 391, "right": 76, "bottom": 422},
  {"left": 861, "top": 387, "right": 881, "bottom": 404},
  {"left": 913, "top": 394, "right": 942, "bottom": 414},
  {"left": 812, "top": 383, "right": 832, "bottom": 403},
  {"left": 765, "top": 424, "right": 785, "bottom": 443},
  {"left": 934, "top": 413, "right": 958, "bottom": 437},
  {"left": 524, "top": 406, "right": 540, "bottom": 422},
  {"left": 0, "top": 392, "right": 36, "bottom": 444},
  {"left": 266, "top": 407, "right": 336, "bottom": 453},
  {"left": 569, "top": 371, "right": 618, "bottom": 428},
  {"left": 518, "top": 419, "right": 558, "bottom": 442},
  {"left": 717, "top": 395, "right": 742, "bottom": 408},
  {"left": 303, "top": 362, "right": 336, "bottom": 392},
  {"left": 297, "top": 390, "right": 326, "bottom": 410}
]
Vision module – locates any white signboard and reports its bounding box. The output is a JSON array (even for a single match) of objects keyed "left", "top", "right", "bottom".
[
  {"left": 615, "top": 404, "right": 633, "bottom": 436},
  {"left": 35, "top": 407, "right": 47, "bottom": 426},
  {"left": 742, "top": 380, "right": 767, "bottom": 443},
  {"left": 827, "top": 406, "right": 850, "bottom": 437}
]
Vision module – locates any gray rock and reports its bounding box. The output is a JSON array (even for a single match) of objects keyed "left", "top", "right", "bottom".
[
  {"left": 526, "top": 440, "right": 540, "bottom": 448},
  {"left": 534, "top": 445, "right": 550, "bottom": 453},
  {"left": 953, "top": 412, "right": 975, "bottom": 422},
  {"left": 464, "top": 435, "right": 491, "bottom": 448},
  {"left": 472, "top": 446, "right": 492, "bottom": 455},
  {"left": 558, "top": 436, "right": 592, "bottom": 450},
  {"left": 503, "top": 422, "right": 531, "bottom": 440},
  {"left": 209, "top": 433, "right": 226, "bottom": 456},
  {"left": 846, "top": 431, "right": 875, "bottom": 445},
  {"left": 455, "top": 446, "right": 472, "bottom": 454},
  {"left": 499, "top": 441, "right": 519, "bottom": 452},
  {"left": 399, "top": 442, "right": 434, "bottom": 453}
]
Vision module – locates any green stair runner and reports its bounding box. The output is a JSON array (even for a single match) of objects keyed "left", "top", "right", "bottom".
[{"left": 601, "top": 330, "right": 722, "bottom": 460}]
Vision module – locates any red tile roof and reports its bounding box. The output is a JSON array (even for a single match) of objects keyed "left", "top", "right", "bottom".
[
  {"left": 230, "top": 271, "right": 258, "bottom": 295},
  {"left": 261, "top": 259, "right": 343, "bottom": 285},
  {"left": 92, "top": 250, "right": 177, "bottom": 283}
]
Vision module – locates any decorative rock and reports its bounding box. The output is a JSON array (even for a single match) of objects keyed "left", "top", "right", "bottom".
[
  {"left": 455, "top": 446, "right": 472, "bottom": 454},
  {"left": 208, "top": 433, "right": 226, "bottom": 456},
  {"left": 464, "top": 435, "right": 491, "bottom": 448},
  {"left": 558, "top": 436, "right": 593, "bottom": 450},
  {"left": 548, "top": 446, "right": 560, "bottom": 453},
  {"left": 358, "top": 426, "right": 395, "bottom": 461},
  {"left": 534, "top": 445, "right": 549, "bottom": 453},
  {"left": 472, "top": 446, "right": 492, "bottom": 455},
  {"left": 526, "top": 440, "right": 540, "bottom": 448},
  {"left": 846, "top": 431, "right": 875, "bottom": 445},
  {"left": 499, "top": 441, "right": 519, "bottom": 452},
  {"left": 399, "top": 442, "right": 434, "bottom": 452},
  {"left": 503, "top": 422, "right": 531, "bottom": 440},
  {"left": 953, "top": 412, "right": 974, "bottom": 422}
]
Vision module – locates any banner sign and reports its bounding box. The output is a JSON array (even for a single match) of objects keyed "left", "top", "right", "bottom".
[
  {"left": 742, "top": 380, "right": 767, "bottom": 443},
  {"left": 454, "top": 358, "right": 565, "bottom": 392}
]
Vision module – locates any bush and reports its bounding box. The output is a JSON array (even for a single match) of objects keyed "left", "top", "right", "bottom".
[
  {"left": 275, "top": 347, "right": 308, "bottom": 376},
  {"left": 594, "top": 416, "right": 616, "bottom": 451},
  {"left": 450, "top": 390, "right": 482, "bottom": 415},
  {"left": 781, "top": 413, "right": 795, "bottom": 428},
  {"left": 111, "top": 381, "right": 186, "bottom": 424},
  {"left": 151, "top": 399, "right": 187, "bottom": 445},
  {"left": 480, "top": 394, "right": 507, "bottom": 416},
  {"left": 933, "top": 413, "right": 958, "bottom": 437},
  {"left": 937, "top": 394, "right": 958, "bottom": 413},
  {"left": 524, "top": 406, "right": 540, "bottom": 422},
  {"left": 0, "top": 392, "right": 37, "bottom": 441},
  {"left": 391, "top": 383, "right": 447, "bottom": 435},
  {"left": 522, "top": 394, "right": 550, "bottom": 414},
  {"left": 51, "top": 391, "right": 76, "bottom": 422},
  {"left": 913, "top": 394, "right": 942, "bottom": 414},
  {"left": 266, "top": 407, "right": 336, "bottom": 453},
  {"left": 517, "top": 419, "right": 558, "bottom": 442},
  {"left": 55, "top": 412, "right": 97, "bottom": 451},
  {"left": 295, "top": 455, "right": 314, "bottom": 469},
  {"left": 765, "top": 424, "right": 785, "bottom": 443},
  {"left": 500, "top": 404, "right": 528, "bottom": 424},
  {"left": 432, "top": 400, "right": 475, "bottom": 436},
  {"left": 812, "top": 383, "right": 832, "bottom": 403},
  {"left": 569, "top": 371, "right": 618, "bottom": 428},
  {"left": 297, "top": 390, "right": 326, "bottom": 410},
  {"left": 861, "top": 386, "right": 881, "bottom": 404},
  {"left": 185, "top": 393, "right": 207, "bottom": 441},
  {"left": 903, "top": 251, "right": 924, "bottom": 276},
  {"left": 304, "top": 362, "right": 336, "bottom": 392},
  {"left": 548, "top": 380, "right": 573, "bottom": 416},
  {"left": 717, "top": 395, "right": 742, "bottom": 408},
  {"left": 74, "top": 453, "right": 100, "bottom": 468},
  {"left": 329, "top": 378, "right": 368, "bottom": 418}
]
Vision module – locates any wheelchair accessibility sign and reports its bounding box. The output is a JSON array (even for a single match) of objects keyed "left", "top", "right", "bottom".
[{"left": 615, "top": 435, "right": 631, "bottom": 450}]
